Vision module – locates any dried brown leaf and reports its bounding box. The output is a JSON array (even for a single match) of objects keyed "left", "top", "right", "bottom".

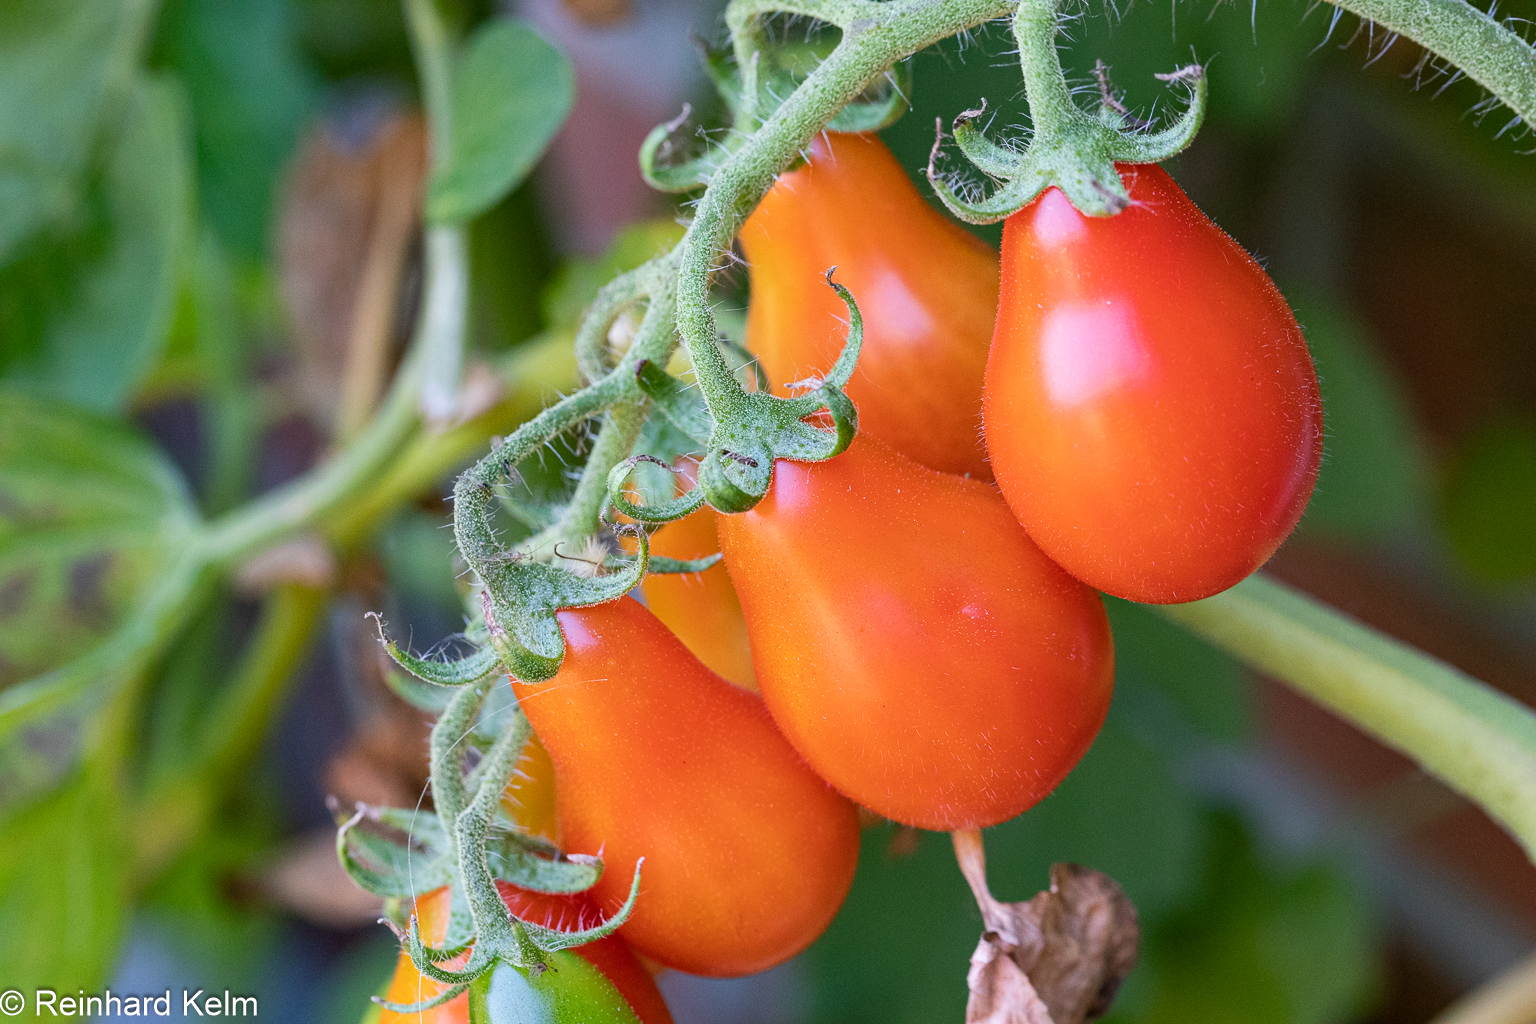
[
  {"left": 967, "top": 931, "right": 1055, "bottom": 1024},
  {"left": 956, "top": 831, "right": 1139, "bottom": 1024}
]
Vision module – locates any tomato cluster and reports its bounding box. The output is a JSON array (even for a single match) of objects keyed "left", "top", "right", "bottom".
[{"left": 447, "top": 131, "right": 1318, "bottom": 1005}]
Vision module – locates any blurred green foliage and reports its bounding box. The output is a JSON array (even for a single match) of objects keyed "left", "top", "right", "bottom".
[{"left": 1442, "top": 416, "right": 1536, "bottom": 584}]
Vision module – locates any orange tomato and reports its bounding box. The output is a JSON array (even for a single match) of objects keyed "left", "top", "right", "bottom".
[
  {"left": 717, "top": 437, "right": 1115, "bottom": 831},
  {"left": 511, "top": 597, "right": 860, "bottom": 976},
  {"left": 639, "top": 466, "right": 756, "bottom": 691},
  {"left": 378, "top": 887, "right": 469, "bottom": 1024},
  {"left": 499, "top": 732, "right": 559, "bottom": 843},
  {"left": 741, "top": 131, "right": 999, "bottom": 480}
]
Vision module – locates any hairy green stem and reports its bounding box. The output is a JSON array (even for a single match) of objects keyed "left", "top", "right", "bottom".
[
  {"left": 1157, "top": 573, "right": 1536, "bottom": 861},
  {"left": 548, "top": 402, "right": 647, "bottom": 549},
  {"left": 677, "top": 0, "right": 1013, "bottom": 422},
  {"left": 455, "top": 710, "right": 534, "bottom": 955},
  {"left": 1012, "top": 0, "right": 1078, "bottom": 138},
  {"left": 432, "top": 681, "right": 493, "bottom": 852},
  {"left": 1326, "top": 0, "right": 1536, "bottom": 131}
]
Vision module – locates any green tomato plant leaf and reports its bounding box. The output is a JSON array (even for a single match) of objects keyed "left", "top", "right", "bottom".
[
  {"left": 0, "top": 0, "right": 153, "bottom": 263},
  {"left": 0, "top": 390, "right": 198, "bottom": 803},
  {"left": 0, "top": 762, "right": 132, "bottom": 1000},
  {"left": 426, "top": 19, "right": 575, "bottom": 226},
  {"left": 155, "top": 0, "right": 318, "bottom": 256},
  {"left": 1, "top": 73, "right": 193, "bottom": 411}
]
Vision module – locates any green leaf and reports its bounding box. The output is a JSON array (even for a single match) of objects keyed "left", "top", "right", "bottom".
[
  {"left": 486, "top": 833, "right": 602, "bottom": 895},
  {"left": 0, "top": 764, "right": 131, "bottom": 998},
  {"left": 0, "top": 0, "right": 152, "bottom": 263},
  {"left": 1286, "top": 289, "right": 1429, "bottom": 542},
  {"left": 1114, "top": 815, "right": 1379, "bottom": 1024},
  {"left": 426, "top": 19, "right": 574, "bottom": 225},
  {"left": 156, "top": 0, "right": 319, "bottom": 256},
  {"left": 0, "top": 390, "right": 197, "bottom": 687},
  {"left": 1442, "top": 415, "right": 1536, "bottom": 584},
  {"left": 1, "top": 73, "right": 193, "bottom": 411},
  {"left": 0, "top": 390, "right": 198, "bottom": 801}
]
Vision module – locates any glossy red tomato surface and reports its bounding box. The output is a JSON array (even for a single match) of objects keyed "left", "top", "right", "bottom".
[
  {"left": 511, "top": 598, "right": 860, "bottom": 977},
  {"left": 377, "top": 887, "right": 672, "bottom": 1024},
  {"left": 716, "top": 437, "right": 1115, "bottom": 831},
  {"left": 984, "top": 164, "right": 1323, "bottom": 604},
  {"left": 741, "top": 131, "right": 999, "bottom": 479}
]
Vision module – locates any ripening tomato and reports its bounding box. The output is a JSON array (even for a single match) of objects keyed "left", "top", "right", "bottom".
[
  {"left": 716, "top": 437, "right": 1114, "bottom": 831},
  {"left": 639, "top": 466, "right": 756, "bottom": 691},
  {"left": 740, "top": 132, "right": 999, "bottom": 479},
  {"left": 500, "top": 732, "right": 559, "bottom": 843},
  {"left": 984, "top": 164, "right": 1323, "bottom": 603},
  {"left": 511, "top": 598, "right": 859, "bottom": 976},
  {"left": 467, "top": 952, "right": 645, "bottom": 1024},
  {"left": 377, "top": 887, "right": 470, "bottom": 1024},
  {"left": 376, "top": 887, "right": 672, "bottom": 1024}
]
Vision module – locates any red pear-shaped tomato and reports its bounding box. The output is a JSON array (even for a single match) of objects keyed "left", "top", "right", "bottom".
[
  {"left": 377, "top": 887, "right": 672, "bottom": 1024},
  {"left": 511, "top": 598, "right": 859, "bottom": 977},
  {"left": 716, "top": 438, "right": 1114, "bottom": 831},
  {"left": 984, "top": 164, "right": 1323, "bottom": 603},
  {"left": 741, "top": 132, "right": 999, "bottom": 479}
]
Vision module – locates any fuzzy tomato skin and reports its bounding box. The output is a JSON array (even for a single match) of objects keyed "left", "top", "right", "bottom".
[
  {"left": 741, "top": 132, "right": 999, "bottom": 480},
  {"left": 510, "top": 598, "right": 860, "bottom": 977},
  {"left": 716, "top": 437, "right": 1114, "bottom": 831},
  {"left": 377, "top": 888, "right": 672, "bottom": 1024},
  {"left": 640, "top": 498, "right": 757, "bottom": 692},
  {"left": 499, "top": 732, "right": 558, "bottom": 843},
  {"left": 984, "top": 164, "right": 1323, "bottom": 604}
]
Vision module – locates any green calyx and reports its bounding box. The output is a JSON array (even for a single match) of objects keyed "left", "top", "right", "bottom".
[
  {"left": 605, "top": 270, "right": 863, "bottom": 520},
  {"left": 357, "top": 683, "right": 645, "bottom": 1017},
  {"left": 927, "top": 0, "right": 1207, "bottom": 221}
]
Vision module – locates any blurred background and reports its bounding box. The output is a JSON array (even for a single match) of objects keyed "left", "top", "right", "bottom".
[{"left": 2, "top": 0, "right": 1535, "bottom": 1020}]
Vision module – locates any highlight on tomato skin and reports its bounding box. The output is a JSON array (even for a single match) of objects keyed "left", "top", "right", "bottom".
[
  {"left": 374, "top": 887, "right": 674, "bottom": 1024},
  {"left": 740, "top": 131, "right": 1000, "bottom": 481},
  {"left": 716, "top": 436, "right": 1115, "bottom": 832},
  {"left": 510, "top": 597, "right": 861, "bottom": 977},
  {"left": 983, "top": 163, "right": 1324, "bottom": 605}
]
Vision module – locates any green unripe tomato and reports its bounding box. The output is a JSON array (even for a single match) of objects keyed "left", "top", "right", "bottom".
[{"left": 467, "top": 953, "right": 644, "bottom": 1024}]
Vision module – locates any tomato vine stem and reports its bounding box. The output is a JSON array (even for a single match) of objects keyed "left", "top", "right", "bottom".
[
  {"left": 1156, "top": 573, "right": 1536, "bottom": 861},
  {"left": 1327, "top": 0, "right": 1536, "bottom": 133}
]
